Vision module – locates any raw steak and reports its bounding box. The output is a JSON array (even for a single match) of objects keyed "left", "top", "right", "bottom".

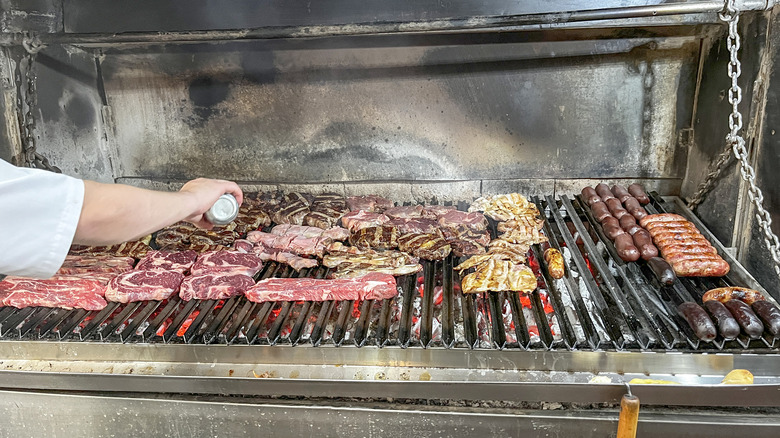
[
  {"left": 1, "top": 276, "right": 107, "bottom": 310},
  {"left": 437, "top": 210, "right": 488, "bottom": 232},
  {"left": 179, "top": 273, "right": 255, "bottom": 300},
  {"left": 340, "top": 210, "right": 390, "bottom": 232},
  {"left": 135, "top": 250, "right": 198, "bottom": 273},
  {"left": 245, "top": 272, "right": 397, "bottom": 303},
  {"left": 190, "top": 251, "right": 264, "bottom": 277},
  {"left": 105, "top": 270, "right": 184, "bottom": 303}
]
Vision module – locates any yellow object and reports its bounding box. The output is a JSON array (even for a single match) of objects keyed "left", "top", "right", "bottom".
[
  {"left": 628, "top": 378, "right": 679, "bottom": 385},
  {"left": 721, "top": 369, "right": 754, "bottom": 385}
]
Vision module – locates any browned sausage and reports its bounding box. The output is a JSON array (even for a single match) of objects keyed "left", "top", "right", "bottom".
[
  {"left": 544, "top": 248, "right": 565, "bottom": 279},
  {"left": 624, "top": 197, "right": 641, "bottom": 212},
  {"left": 611, "top": 185, "right": 632, "bottom": 203},
  {"left": 723, "top": 300, "right": 764, "bottom": 339},
  {"left": 595, "top": 183, "right": 615, "bottom": 201},
  {"left": 625, "top": 224, "right": 642, "bottom": 235},
  {"left": 630, "top": 207, "right": 648, "bottom": 221},
  {"left": 614, "top": 233, "right": 640, "bottom": 262},
  {"left": 628, "top": 183, "right": 650, "bottom": 204},
  {"left": 752, "top": 300, "right": 780, "bottom": 337},
  {"left": 603, "top": 221, "right": 625, "bottom": 240},
  {"left": 619, "top": 214, "right": 636, "bottom": 230},
  {"left": 632, "top": 229, "right": 658, "bottom": 260},
  {"left": 602, "top": 216, "right": 620, "bottom": 229},
  {"left": 605, "top": 198, "right": 629, "bottom": 219},
  {"left": 678, "top": 302, "right": 717, "bottom": 341},
  {"left": 646, "top": 257, "right": 676, "bottom": 285},
  {"left": 591, "top": 201, "right": 612, "bottom": 223},
  {"left": 581, "top": 186, "right": 601, "bottom": 206},
  {"left": 703, "top": 300, "right": 740, "bottom": 339},
  {"left": 702, "top": 287, "right": 764, "bottom": 305}
]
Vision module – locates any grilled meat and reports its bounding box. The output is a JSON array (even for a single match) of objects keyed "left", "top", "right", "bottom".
[
  {"left": 272, "top": 199, "right": 310, "bottom": 225},
  {"left": 323, "top": 242, "right": 421, "bottom": 278},
  {"left": 384, "top": 205, "right": 424, "bottom": 219},
  {"left": 460, "top": 259, "right": 537, "bottom": 293},
  {"left": 437, "top": 210, "right": 488, "bottom": 233},
  {"left": 245, "top": 272, "right": 398, "bottom": 303},
  {"left": 340, "top": 210, "right": 390, "bottom": 232},
  {"left": 346, "top": 195, "right": 394, "bottom": 212},
  {"left": 468, "top": 193, "right": 540, "bottom": 222},
  {"left": 349, "top": 225, "right": 399, "bottom": 250},
  {"left": 386, "top": 217, "right": 440, "bottom": 235},
  {"left": 398, "top": 233, "right": 452, "bottom": 260}
]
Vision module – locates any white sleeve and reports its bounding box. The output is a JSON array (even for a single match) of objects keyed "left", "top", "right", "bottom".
[{"left": 0, "top": 160, "right": 85, "bottom": 279}]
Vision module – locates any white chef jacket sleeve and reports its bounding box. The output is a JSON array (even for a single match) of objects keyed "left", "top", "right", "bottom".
[{"left": 0, "top": 160, "right": 85, "bottom": 278}]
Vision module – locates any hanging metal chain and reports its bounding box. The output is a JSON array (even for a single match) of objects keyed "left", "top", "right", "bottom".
[
  {"left": 689, "top": 0, "right": 780, "bottom": 280},
  {"left": 16, "top": 33, "right": 59, "bottom": 172}
]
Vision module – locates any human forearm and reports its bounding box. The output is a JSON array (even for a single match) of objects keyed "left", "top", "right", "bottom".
[{"left": 73, "top": 179, "right": 243, "bottom": 246}]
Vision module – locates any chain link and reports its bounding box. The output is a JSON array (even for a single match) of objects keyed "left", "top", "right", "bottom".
[
  {"left": 16, "top": 33, "right": 59, "bottom": 172},
  {"left": 689, "top": 0, "right": 780, "bottom": 280}
]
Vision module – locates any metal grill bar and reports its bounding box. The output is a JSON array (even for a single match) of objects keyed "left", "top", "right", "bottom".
[
  {"left": 331, "top": 300, "right": 353, "bottom": 346},
  {"left": 374, "top": 298, "right": 392, "bottom": 347},
  {"left": 78, "top": 303, "right": 120, "bottom": 340},
  {"left": 98, "top": 302, "right": 142, "bottom": 341},
  {"left": 18, "top": 308, "right": 54, "bottom": 338},
  {"left": 507, "top": 292, "right": 531, "bottom": 349},
  {"left": 461, "top": 291, "right": 478, "bottom": 348},
  {"left": 353, "top": 299, "right": 373, "bottom": 347},
  {"left": 309, "top": 301, "right": 333, "bottom": 347},
  {"left": 398, "top": 274, "right": 416, "bottom": 347},
  {"left": 543, "top": 196, "right": 623, "bottom": 348},
  {"left": 289, "top": 301, "right": 313, "bottom": 345},
  {"left": 441, "top": 254, "right": 455, "bottom": 347},
  {"left": 162, "top": 299, "right": 198, "bottom": 342},
  {"left": 56, "top": 309, "right": 89, "bottom": 340},
  {"left": 486, "top": 292, "right": 506, "bottom": 349},
  {"left": 141, "top": 298, "right": 180, "bottom": 341},
  {"left": 245, "top": 302, "right": 273, "bottom": 344},
  {"left": 120, "top": 300, "right": 162, "bottom": 343},
  {"left": 420, "top": 261, "right": 436, "bottom": 347},
  {"left": 37, "top": 308, "right": 69, "bottom": 338},
  {"left": 200, "top": 297, "right": 241, "bottom": 344}
]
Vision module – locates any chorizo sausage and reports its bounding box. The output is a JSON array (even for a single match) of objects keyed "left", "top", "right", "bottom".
[
  {"left": 595, "top": 183, "right": 615, "bottom": 201},
  {"left": 632, "top": 229, "right": 658, "bottom": 260},
  {"left": 614, "top": 233, "right": 640, "bottom": 262},
  {"left": 752, "top": 300, "right": 780, "bottom": 337},
  {"left": 628, "top": 183, "right": 650, "bottom": 204},
  {"left": 590, "top": 201, "right": 612, "bottom": 223},
  {"left": 544, "top": 248, "right": 565, "bottom": 279},
  {"left": 678, "top": 302, "right": 717, "bottom": 341},
  {"left": 605, "top": 198, "right": 629, "bottom": 219},
  {"left": 723, "top": 299, "right": 764, "bottom": 339},
  {"left": 611, "top": 185, "right": 632, "bottom": 203},
  {"left": 646, "top": 257, "right": 676, "bottom": 285},
  {"left": 703, "top": 300, "right": 740, "bottom": 340},
  {"left": 581, "top": 186, "right": 601, "bottom": 206},
  {"left": 702, "top": 287, "right": 764, "bottom": 305}
]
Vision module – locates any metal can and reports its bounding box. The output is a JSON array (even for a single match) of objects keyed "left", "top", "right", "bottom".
[{"left": 205, "top": 193, "right": 239, "bottom": 225}]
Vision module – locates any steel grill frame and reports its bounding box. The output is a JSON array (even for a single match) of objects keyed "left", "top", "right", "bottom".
[{"left": 0, "top": 195, "right": 771, "bottom": 356}]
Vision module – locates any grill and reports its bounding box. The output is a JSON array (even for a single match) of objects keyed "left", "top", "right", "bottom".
[
  {"left": 0, "top": 194, "right": 771, "bottom": 354},
  {"left": 4, "top": 0, "right": 780, "bottom": 436}
]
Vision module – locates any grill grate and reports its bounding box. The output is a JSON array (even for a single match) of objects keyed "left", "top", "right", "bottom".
[{"left": 0, "top": 194, "right": 775, "bottom": 352}]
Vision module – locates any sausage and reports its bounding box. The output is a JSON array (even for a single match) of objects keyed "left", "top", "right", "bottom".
[
  {"left": 595, "top": 183, "right": 615, "bottom": 201},
  {"left": 619, "top": 214, "right": 637, "bottom": 231},
  {"left": 723, "top": 299, "right": 764, "bottom": 339},
  {"left": 614, "top": 233, "right": 640, "bottom": 262},
  {"left": 630, "top": 207, "right": 648, "bottom": 221},
  {"left": 702, "top": 287, "right": 764, "bottom": 305},
  {"left": 611, "top": 185, "right": 632, "bottom": 203},
  {"left": 581, "top": 186, "right": 602, "bottom": 206},
  {"left": 632, "top": 229, "right": 658, "bottom": 260},
  {"left": 625, "top": 224, "right": 643, "bottom": 236},
  {"left": 605, "top": 198, "right": 629, "bottom": 219},
  {"left": 590, "top": 201, "right": 612, "bottom": 223},
  {"left": 623, "top": 197, "right": 642, "bottom": 212},
  {"left": 703, "top": 300, "right": 741, "bottom": 340},
  {"left": 544, "top": 248, "right": 565, "bottom": 279},
  {"left": 602, "top": 220, "right": 626, "bottom": 240},
  {"left": 628, "top": 183, "right": 650, "bottom": 204},
  {"left": 678, "top": 302, "right": 717, "bottom": 341},
  {"left": 751, "top": 300, "right": 780, "bottom": 337},
  {"left": 646, "top": 257, "right": 676, "bottom": 285}
]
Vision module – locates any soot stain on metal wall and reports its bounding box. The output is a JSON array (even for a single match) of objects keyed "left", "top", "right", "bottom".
[{"left": 187, "top": 75, "right": 230, "bottom": 124}]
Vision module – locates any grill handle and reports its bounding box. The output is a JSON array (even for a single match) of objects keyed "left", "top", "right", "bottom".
[{"left": 617, "top": 389, "right": 640, "bottom": 438}]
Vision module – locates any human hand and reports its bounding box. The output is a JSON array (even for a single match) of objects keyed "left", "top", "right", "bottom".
[{"left": 179, "top": 178, "right": 243, "bottom": 229}]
